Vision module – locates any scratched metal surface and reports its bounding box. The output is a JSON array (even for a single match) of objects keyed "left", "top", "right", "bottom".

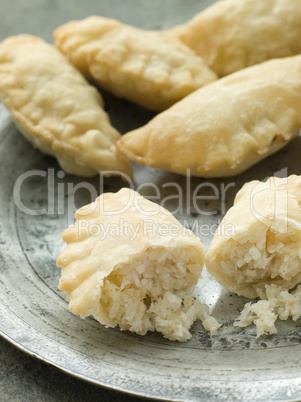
[{"left": 1, "top": 0, "right": 301, "bottom": 400}]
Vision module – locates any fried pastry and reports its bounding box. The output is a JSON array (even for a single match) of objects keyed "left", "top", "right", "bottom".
[
  {"left": 57, "top": 188, "right": 220, "bottom": 341},
  {"left": 168, "top": 0, "right": 301, "bottom": 77},
  {"left": 53, "top": 16, "right": 217, "bottom": 111},
  {"left": 206, "top": 175, "right": 301, "bottom": 299},
  {"left": 0, "top": 35, "right": 131, "bottom": 177},
  {"left": 117, "top": 56, "right": 301, "bottom": 178}
]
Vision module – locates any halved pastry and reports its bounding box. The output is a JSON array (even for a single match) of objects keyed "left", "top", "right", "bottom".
[
  {"left": 57, "top": 188, "right": 219, "bottom": 341},
  {"left": 0, "top": 35, "right": 131, "bottom": 177},
  {"left": 206, "top": 175, "right": 301, "bottom": 300},
  {"left": 53, "top": 16, "right": 217, "bottom": 111},
  {"left": 167, "top": 0, "right": 301, "bottom": 77},
  {"left": 117, "top": 56, "right": 301, "bottom": 178}
]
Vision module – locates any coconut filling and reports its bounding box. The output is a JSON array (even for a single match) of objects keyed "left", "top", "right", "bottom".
[
  {"left": 218, "top": 227, "right": 301, "bottom": 298},
  {"left": 217, "top": 225, "right": 301, "bottom": 337},
  {"left": 235, "top": 284, "right": 301, "bottom": 337},
  {"left": 94, "top": 247, "right": 220, "bottom": 341}
]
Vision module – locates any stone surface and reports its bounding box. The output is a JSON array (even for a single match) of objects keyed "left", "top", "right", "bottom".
[{"left": 0, "top": 336, "right": 145, "bottom": 402}]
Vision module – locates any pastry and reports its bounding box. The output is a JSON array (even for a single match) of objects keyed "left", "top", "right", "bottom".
[
  {"left": 117, "top": 56, "right": 301, "bottom": 178},
  {"left": 168, "top": 0, "right": 301, "bottom": 77},
  {"left": 0, "top": 35, "right": 132, "bottom": 177},
  {"left": 57, "top": 188, "right": 220, "bottom": 341},
  {"left": 206, "top": 175, "right": 301, "bottom": 299},
  {"left": 53, "top": 16, "right": 217, "bottom": 111}
]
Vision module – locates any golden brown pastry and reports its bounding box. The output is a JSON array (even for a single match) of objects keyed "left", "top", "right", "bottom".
[
  {"left": 206, "top": 175, "right": 301, "bottom": 300},
  {"left": 57, "top": 188, "right": 220, "bottom": 341},
  {"left": 53, "top": 16, "right": 217, "bottom": 111},
  {"left": 0, "top": 35, "right": 131, "bottom": 177},
  {"left": 167, "top": 0, "right": 301, "bottom": 77},
  {"left": 117, "top": 56, "right": 301, "bottom": 178}
]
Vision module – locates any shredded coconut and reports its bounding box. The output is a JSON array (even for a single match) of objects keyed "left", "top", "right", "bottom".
[{"left": 235, "top": 284, "right": 301, "bottom": 336}]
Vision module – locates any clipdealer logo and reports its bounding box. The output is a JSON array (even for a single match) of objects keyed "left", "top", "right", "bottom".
[
  {"left": 12, "top": 168, "right": 236, "bottom": 237},
  {"left": 76, "top": 217, "right": 236, "bottom": 241}
]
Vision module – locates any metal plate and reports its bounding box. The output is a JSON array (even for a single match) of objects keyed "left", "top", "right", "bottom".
[{"left": 1, "top": 1, "right": 301, "bottom": 400}]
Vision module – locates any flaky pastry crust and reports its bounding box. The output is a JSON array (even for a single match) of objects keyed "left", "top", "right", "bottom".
[
  {"left": 54, "top": 16, "right": 217, "bottom": 111},
  {"left": 57, "top": 188, "right": 211, "bottom": 341},
  {"left": 117, "top": 56, "right": 301, "bottom": 178},
  {"left": 0, "top": 35, "right": 131, "bottom": 177},
  {"left": 168, "top": 0, "right": 301, "bottom": 77},
  {"left": 206, "top": 175, "right": 301, "bottom": 299}
]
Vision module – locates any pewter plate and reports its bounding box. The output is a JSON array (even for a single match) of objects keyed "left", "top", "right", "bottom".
[{"left": 1, "top": 1, "right": 301, "bottom": 400}]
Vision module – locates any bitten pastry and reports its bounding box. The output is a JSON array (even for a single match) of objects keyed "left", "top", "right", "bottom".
[
  {"left": 167, "top": 0, "right": 301, "bottom": 77},
  {"left": 206, "top": 175, "right": 301, "bottom": 300},
  {"left": 57, "top": 188, "right": 220, "bottom": 341},
  {"left": 0, "top": 35, "right": 131, "bottom": 177},
  {"left": 117, "top": 56, "right": 301, "bottom": 178},
  {"left": 53, "top": 16, "right": 217, "bottom": 111}
]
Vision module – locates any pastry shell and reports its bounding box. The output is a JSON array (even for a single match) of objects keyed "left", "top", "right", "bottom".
[
  {"left": 0, "top": 35, "right": 132, "bottom": 177},
  {"left": 118, "top": 56, "right": 301, "bottom": 177},
  {"left": 54, "top": 16, "right": 217, "bottom": 111}
]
